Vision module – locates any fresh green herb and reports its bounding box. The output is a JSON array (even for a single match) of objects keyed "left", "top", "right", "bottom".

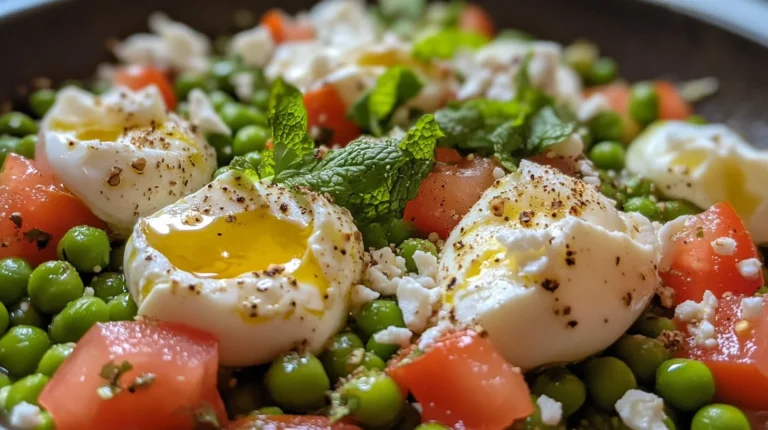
[
  {"left": 696, "top": 226, "right": 705, "bottom": 239},
  {"left": 412, "top": 28, "right": 489, "bottom": 60},
  {"left": 348, "top": 67, "right": 423, "bottom": 136},
  {"left": 278, "top": 115, "right": 442, "bottom": 222},
  {"left": 193, "top": 402, "right": 221, "bottom": 430},
  {"left": 97, "top": 360, "right": 133, "bottom": 400}
]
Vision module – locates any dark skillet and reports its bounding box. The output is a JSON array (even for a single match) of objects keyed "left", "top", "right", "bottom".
[{"left": 0, "top": 0, "right": 767, "bottom": 146}]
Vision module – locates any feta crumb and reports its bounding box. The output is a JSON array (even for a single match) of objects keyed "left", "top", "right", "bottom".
[
  {"left": 229, "top": 25, "right": 275, "bottom": 68},
  {"left": 373, "top": 326, "right": 413, "bottom": 348},
  {"left": 536, "top": 395, "right": 563, "bottom": 426},
  {"left": 364, "top": 247, "right": 407, "bottom": 296},
  {"left": 231, "top": 71, "right": 254, "bottom": 102},
  {"left": 418, "top": 320, "right": 455, "bottom": 350},
  {"left": 710, "top": 237, "right": 737, "bottom": 256},
  {"left": 188, "top": 89, "right": 231, "bottom": 136},
  {"left": 350, "top": 284, "right": 380, "bottom": 310},
  {"left": 492, "top": 167, "right": 505, "bottom": 179},
  {"left": 412, "top": 250, "right": 438, "bottom": 279},
  {"left": 690, "top": 320, "right": 717, "bottom": 348},
  {"left": 83, "top": 287, "right": 95, "bottom": 297},
  {"left": 674, "top": 290, "right": 718, "bottom": 323},
  {"left": 396, "top": 277, "right": 442, "bottom": 333},
  {"left": 657, "top": 215, "right": 692, "bottom": 272},
  {"left": 740, "top": 296, "right": 763, "bottom": 321},
  {"left": 737, "top": 258, "right": 762, "bottom": 279},
  {"left": 615, "top": 390, "right": 668, "bottom": 430},
  {"left": 9, "top": 402, "right": 43, "bottom": 429},
  {"left": 655, "top": 285, "right": 676, "bottom": 309}
]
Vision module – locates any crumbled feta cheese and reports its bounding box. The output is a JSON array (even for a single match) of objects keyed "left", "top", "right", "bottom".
[
  {"left": 657, "top": 215, "right": 691, "bottom": 272},
  {"left": 364, "top": 247, "right": 407, "bottom": 295},
  {"left": 615, "top": 390, "right": 668, "bottom": 430},
  {"left": 492, "top": 167, "right": 505, "bottom": 180},
  {"left": 536, "top": 395, "right": 563, "bottom": 426},
  {"left": 576, "top": 93, "right": 610, "bottom": 122},
  {"left": 308, "top": 0, "right": 377, "bottom": 48},
  {"left": 412, "top": 250, "right": 438, "bottom": 279},
  {"left": 577, "top": 159, "right": 601, "bottom": 187},
  {"left": 417, "top": 320, "right": 455, "bottom": 350},
  {"left": 737, "top": 258, "right": 762, "bottom": 279},
  {"left": 9, "top": 402, "right": 43, "bottom": 429},
  {"left": 690, "top": 320, "right": 718, "bottom": 348},
  {"left": 740, "top": 296, "right": 763, "bottom": 321},
  {"left": 396, "top": 277, "right": 442, "bottom": 333},
  {"left": 674, "top": 290, "right": 718, "bottom": 323},
  {"left": 350, "top": 284, "right": 380, "bottom": 309},
  {"left": 710, "top": 237, "right": 737, "bottom": 256},
  {"left": 231, "top": 72, "right": 254, "bottom": 102},
  {"left": 188, "top": 89, "right": 231, "bottom": 136},
  {"left": 229, "top": 25, "right": 275, "bottom": 68},
  {"left": 83, "top": 287, "right": 95, "bottom": 297},
  {"left": 547, "top": 133, "right": 584, "bottom": 158},
  {"left": 655, "top": 285, "right": 676, "bottom": 309},
  {"left": 373, "top": 326, "right": 413, "bottom": 347}
]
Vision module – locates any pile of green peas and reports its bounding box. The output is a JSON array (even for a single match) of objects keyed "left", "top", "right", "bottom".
[{"left": 0, "top": 225, "right": 136, "bottom": 427}]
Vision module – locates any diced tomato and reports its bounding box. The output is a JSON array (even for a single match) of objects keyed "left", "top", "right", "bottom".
[
  {"left": 435, "top": 148, "right": 463, "bottom": 164},
  {"left": 261, "top": 9, "right": 315, "bottom": 44},
  {"left": 228, "top": 415, "right": 361, "bottom": 430},
  {"left": 660, "top": 202, "right": 763, "bottom": 304},
  {"left": 0, "top": 154, "right": 105, "bottom": 266},
  {"left": 676, "top": 295, "right": 768, "bottom": 410},
  {"left": 113, "top": 65, "right": 177, "bottom": 110},
  {"left": 303, "top": 85, "right": 361, "bottom": 147},
  {"left": 459, "top": 5, "right": 495, "bottom": 39},
  {"left": 583, "top": 80, "right": 692, "bottom": 121},
  {"left": 403, "top": 154, "right": 499, "bottom": 239},
  {"left": 583, "top": 82, "right": 630, "bottom": 113},
  {"left": 40, "top": 321, "right": 227, "bottom": 430},
  {"left": 388, "top": 330, "right": 533, "bottom": 429}
]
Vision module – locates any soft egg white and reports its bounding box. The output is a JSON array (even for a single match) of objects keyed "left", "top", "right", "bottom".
[
  {"left": 438, "top": 160, "right": 660, "bottom": 370},
  {"left": 40, "top": 86, "right": 217, "bottom": 238},
  {"left": 124, "top": 171, "right": 364, "bottom": 366}
]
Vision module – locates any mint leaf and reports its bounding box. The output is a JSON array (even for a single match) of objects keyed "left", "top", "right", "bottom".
[
  {"left": 348, "top": 67, "right": 424, "bottom": 136},
  {"left": 489, "top": 117, "right": 526, "bottom": 171},
  {"left": 267, "top": 78, "right": 315, "bottom": 174},
  {"left": 413, "top": 29, "right": 489, "bottom": 60},
  {"left": 527, "top": 106, "right": 577, "bottom": 152},
  {"left": 280, "top": 115, "right": 440, "bottom": 221}
]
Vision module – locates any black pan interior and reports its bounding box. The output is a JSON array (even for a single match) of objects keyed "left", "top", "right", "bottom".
[{"left": 0, "top": 0, "right": 766, "bottom": 146}]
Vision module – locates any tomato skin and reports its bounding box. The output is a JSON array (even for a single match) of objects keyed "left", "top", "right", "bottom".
[
  {"left": 228, "top": 415, "right": 361, "bottom": 430},
  {"left": 584, "top": 80, "right": 692, "bottom": 121},
  {"left": 403, "top": 155, "right": 499, "bottom": 239},
  {"left": 303, "top": 85, "right": 361, "bottom": 147},
  {"left": 660, "top": 202, "right": 763, "bottom": 305},
  {"left": 388, "top": 330, "right": 533, "bottom": 429},
  {"left": 0, "top": 154, "right": 105, "bottom": 266},
  {"left": 676, "top": 295, "right": 768, "bottom": 409},
  {"left": 39, "top": 321, "right": 227, "bottom": 430},
  {"left": 459, "top": 5, "right": 495, "bottom": 38},
  {"left": 435, "top": 148, "right": 463, "bottom": 164},
  {"left": 114, "top": 65, "right": 177, "bottom": 110},
  {"left": 261, "top": 9, "right": 315, "bottom": 44}
]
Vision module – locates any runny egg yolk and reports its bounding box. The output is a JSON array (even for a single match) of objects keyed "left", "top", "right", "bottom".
[
  {"left": 141, "top": 207, "right": 329, "bottom": 291},
  {"left": 48, "top": 119, "right": 193, "bottom": 146}
]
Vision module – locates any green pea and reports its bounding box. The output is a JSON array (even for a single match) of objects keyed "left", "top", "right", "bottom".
[
  {"left": 0, "top": 326, "right": 50, "bottom": 377},
  {"left": 107, "top": 293, "right": 138, "bottom": 322},
  {"left": 0, "top": 112, "right": 38, "bottom": 137},
  {"left": 244, "top": 151, "right": 263, "bottom": 169},
  {"left": 207, "top": 132, "right": 234, "bottom": 166},
  {"left": 623, "top": 176, "right": 656, "bottom": 198},
  {"left": 336, "top": 370, "right": 403, "bottom": 427},
  {"left": 9, "top": 298, "right": 47, "bottom": 328},
  {"left": 399, "top": 238, "right": 438, "bottom": 274},
  {"left": 686, "top": 115, "right": 707, "bottom": 125},
  {"left": 589, "top": 141, "right": 625, "bottom": 171},
  {"left": 29, "top": 89, "right": 57, "bottom": 118},
  {"left": 265, "top": 352, "right": 329, "bottom": 412},
  {"left": 361, "top": 222, "right": 389, "bottom": 249},
  {"left": 587, "top": 111, "right": 623, "bottom": 143},
  {"left": 250, "top": 89, "right": 270, "bottom": 110},
  {"left": 355, "top": 300, "right": 406, "bottom": 340},
  {"left": 628, "top": 82, "right": 660, "bottom": 126},
  {"left": 366, "top": 335, "right": 400, "bottom": 361},
  {"left": 256, "top": 406, "right": 283, "bottom": 415},
  {"left": 415, "top": 424, "right": 450, "bottom": 430},
  {"left": 34, "top": 411, "right": 55, "bottom": 430},
  {"left": 660, "top": 200, "right": 700, "bottom": 222},
  {"left": 57, "top": 225, "right": 111, "bottom": 274},
  {"left": 587, "top": 57, "right": 618, "bottom": 85},
  {"left": 0, "top": 385, "right": 9, "bottom": 410},
  {"left": 0, "top": 373, "right": 10, "bottom": 389},
  {"left": 598, "top": 171, "right": 626, "bottom": 208},
  {"left": 174, "top": 72, "right": 209, "bottom": 99},
  {"left": 89, "top": 272, "right": 127, "bottom": 302},
  {"left": 36, "top": 342, "right": 75, "bottom": 376},
  {"left": 0, "top": 257, "right": 32, "bottom": 306},
  {"left": 531, "top": 367, "right": 586, "bottom": 417},
  {"left": 564, "top": 40, "right": 599, "bottom": 77},
  {"left": 0, "top": 135, "right": 19, "bottom": 164},
  {"left": 219, "top": 102, "right": 267, "bottom": 132},
  {"left": 321, "top": 332, "right": 364, "bottom": 381},
  {"left": 576, "top": 406, "right": 631, "bottom": 430},
  {"left": 0, "top": 302, "right": 8, "bottom": 336},
  {"left": 656, "top": 358, "right": 715, "bottom": 411},
  {"left": 109, "top": 243, "right": 126, "bottom": 272},
  {"left": 28, "top": 260, "right": 85, "bottom": 314},
  {"left": 691, "top": 404, "right": 750, "bottom": 430},
  {"left": 624, "top": 196, "right": 661, "bottom": 221},
  {"left": 13, "top": 134, "right": 36, "bottom": 159},
  {"left": 210, "top": 59, "right": 239, "bottom": 93},
  {"left": 233, "top": 125, "right": 269, "bottom": 156},
  {"left": 214, "top": 166, "right": 232, "bottom": 179},
  {"left": 209, "top": 90, "right": 235, "bottom": 111},
  {"left": 385, "top": 219, "right": 418, "bottom": 249},
  {"left": 584, "top": 357, "right": 637, "bottom": 410},
  {"left": 49, "top": 296, "right": 110, "bottom": 343},
  {"left": 225, "top": 381, "right": 262, "bottom": 418},
  {"left": 630, "top": 313, "right": 676, "bottom": 338},
  {"left": 511, "top": 395, "right": 564, "bottom": 430},
  {"left": 6, "top": 373, "right": 49, "bottom": 409},
  {"left": 362, "top": 351, "right": 386, "bottom": 371},
  {"left": 611, "top": 334, "right": 670, "bottom": 384}
]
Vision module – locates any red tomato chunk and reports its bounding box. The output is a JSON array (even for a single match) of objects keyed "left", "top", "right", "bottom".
[{"left": 228, "top": 415, "right": 361, "bottom": 430}]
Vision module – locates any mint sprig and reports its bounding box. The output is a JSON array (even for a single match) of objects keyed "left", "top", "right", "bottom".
[{"left": 348, "top": 66, "right": 423, "bottom": 136}]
